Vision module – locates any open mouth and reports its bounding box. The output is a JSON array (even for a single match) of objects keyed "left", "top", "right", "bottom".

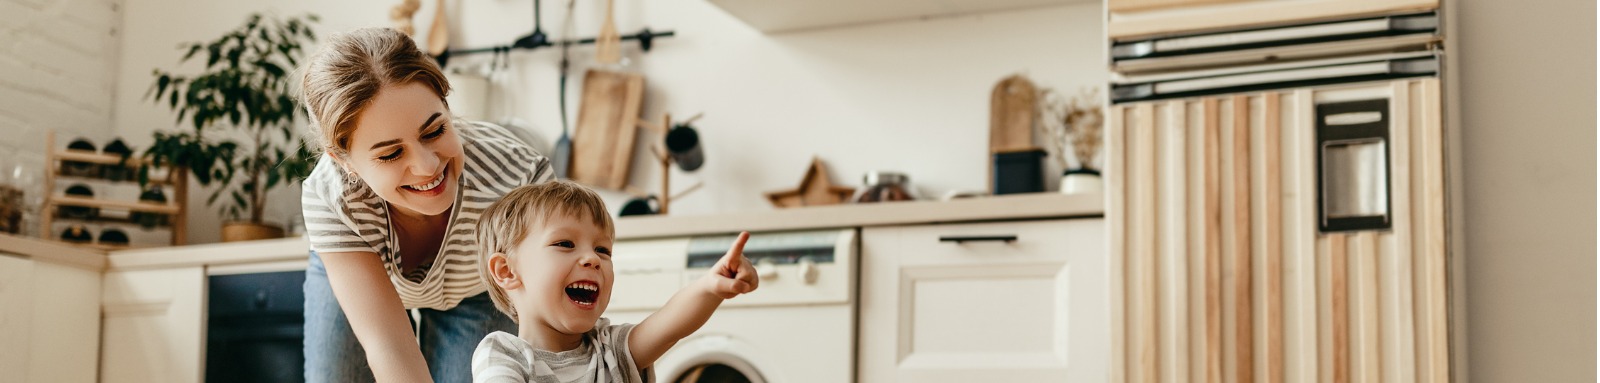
[
  {"left": 401, "top": 168, "right": 447, "bottom": 194},
  {"left": 564, "top": 280, "right": 600, "bottom": 307}
]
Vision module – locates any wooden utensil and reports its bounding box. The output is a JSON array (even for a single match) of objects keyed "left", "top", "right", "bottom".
[
  {"left": 990, "top": 75, "right": 1039, "bottom": 153},
  {"left": 595, "top": 0, "right": 621, "bottom": 64},
  {"left": 427, "top": 0, "right": 449, "bottom": 57},
  {"left": 570, "top": 69, "right": 643, "bottom": 190}
]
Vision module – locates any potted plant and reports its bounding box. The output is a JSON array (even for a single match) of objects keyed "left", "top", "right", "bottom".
[
  {"left": 143, "top": 12, "right": 320, "bottom": 242},
  {"left": 1039, "top": 87, "right": 1104, "bottom": 195}
]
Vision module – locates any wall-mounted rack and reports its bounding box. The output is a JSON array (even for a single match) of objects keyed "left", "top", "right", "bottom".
[{"left": 438, "top": 0, "right": 675, "bottom": 66}]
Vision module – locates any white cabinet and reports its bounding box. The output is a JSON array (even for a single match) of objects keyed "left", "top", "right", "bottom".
[
  {"left": 859, "top": 218, "right": 1107, "bottom": 382},
  {"left": 100, "top": 267, "right": 206, "bottom": 383},
  {"left": 0, "top": 254, "right": 103, "bottom": 383}
]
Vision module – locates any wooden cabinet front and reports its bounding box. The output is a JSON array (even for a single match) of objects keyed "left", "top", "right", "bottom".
[
  {"left": 101, "top": 267, "right": 206, "bottom": 383},
  {"left": 859, "top": 218, "right": 1107, "bottom": 382},
  {"left": 1104, "top": 78, "right": 1449, "bottom": 383}
]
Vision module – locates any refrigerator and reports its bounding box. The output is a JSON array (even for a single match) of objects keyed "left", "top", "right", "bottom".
[{"left": 1103, "top": 5, "right": 1453, "bottom": 383}]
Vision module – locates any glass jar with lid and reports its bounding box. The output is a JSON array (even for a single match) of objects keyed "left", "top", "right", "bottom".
[{"left": 852, "top": 171, "right": 918, "bottom": 203}]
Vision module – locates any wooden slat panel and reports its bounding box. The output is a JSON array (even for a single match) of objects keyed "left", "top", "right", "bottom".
[
  {"left": 1108, "top": 105, "right": 1129, "bottom": 383},
  {"left": 1384, "top": 81, "right": 1419, "bottom": 383},
  {"left": 1230, "top": 95, "right": 1254, "bottom": 383},
  {"left": 1330, "top": 234, "right": 1349, "bottom": 383},
  {"left": 1161, "top": 100, "right": 1191, "bottom": 383},
  {"left": 1416, "top": 79, "right": 1450, "bottom": 383},
  {"left": 1285, "top": 89, "right": 1319, "bottom": 383},
  {"left": 1203, "top": 97, "right": 1224, "bottom": 383},
  {"left": 1262, "top": 92, "right": 1285, "bottom": 383},
  {"left": 1132, "top": 102, "right": 1160, "bottom": 383},
  {"left": 1187, "top": 100, "right": 1210, "bottom": 383},
  {"left": 1351, "top": 232, "right": 1382, "bottom": 382}
]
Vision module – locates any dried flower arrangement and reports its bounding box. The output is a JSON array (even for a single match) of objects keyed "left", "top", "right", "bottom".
[{"left": 1038, "top": 87, "right": 1105, "bottom": 172}]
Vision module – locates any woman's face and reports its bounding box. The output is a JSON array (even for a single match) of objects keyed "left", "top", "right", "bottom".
[{"left": 342, "top": 82, "right": 463, "bottom": 217}]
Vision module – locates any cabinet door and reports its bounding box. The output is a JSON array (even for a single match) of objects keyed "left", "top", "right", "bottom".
[
  {"left": 0, "top": 255, "right": 102, "bottom": 383},
  {"left": 1107, "top": 0, "right": 1438, "bottom": 40},
  {"left": 0, "top": 255, "right": 34, "bottom": 380},
  {"left": 860, "top": 219, "right": 1107, "bottom": 382},
  {"left": 101, "top": 267, "right": 206, "bottom": 383}
]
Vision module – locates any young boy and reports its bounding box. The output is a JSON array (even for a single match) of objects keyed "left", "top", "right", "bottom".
[{"left": 471, "top": 181, "right": 758, "bottom": 383}]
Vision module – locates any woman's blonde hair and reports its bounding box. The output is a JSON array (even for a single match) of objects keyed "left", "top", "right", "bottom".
[
  {"left": 476, "top": 181, "right": 615, "bottom": 322},
  {"left": 299, "top": 27, "right": 449, "bottom": 156}
]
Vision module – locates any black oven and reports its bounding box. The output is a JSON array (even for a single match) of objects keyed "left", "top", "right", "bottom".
[{"left": 206, "top": 271, "right": 306, "bottom": 383}]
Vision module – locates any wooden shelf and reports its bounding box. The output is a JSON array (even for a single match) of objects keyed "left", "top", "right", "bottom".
[
  {"left": 49, "top": 196, "right": 180, "bottom": 214},
  {"left": 51, "top": 215, "right": 174, "bottom": 229},
  {"left": 45, "top": 131, "right": 189, "bottom": 246},
  {"left": 708, "top": 0, "right": 1091, "bottom": 33},
  {"left": 56, "top": 150, "right": 147, "bottom": 166},
  {"left": 53, "top": 173, "right": 172, "bottom": 185},
  {"left": 43, "top": 239, "right": 146, "bottom": 252}
]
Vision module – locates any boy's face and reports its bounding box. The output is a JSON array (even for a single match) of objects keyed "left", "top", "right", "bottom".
[{"left": 507, "top": 212, "right": 614, "bottom": 335}]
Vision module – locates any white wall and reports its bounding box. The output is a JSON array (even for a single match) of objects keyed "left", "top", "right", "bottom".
[
  {"left": 113, "top": 0, "right": 1107, "bottom": 243},
  {"left": 1452, "top": 0, "right": 1596, "bottom": 381},
  {"left": 0, "top": 0, "right": 122, "bottom": 237}
]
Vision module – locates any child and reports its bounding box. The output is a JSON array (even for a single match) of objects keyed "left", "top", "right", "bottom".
[{"left": 471, "top": 181, "right": 759, "bottom": 383}]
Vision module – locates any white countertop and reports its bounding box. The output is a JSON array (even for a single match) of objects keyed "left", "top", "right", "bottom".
[
  {"left": 106, "top": 192, "right": 1104, "bottom": 271},
  {"left": 0, "top": 233, "right": 106, "bottom": 270}
]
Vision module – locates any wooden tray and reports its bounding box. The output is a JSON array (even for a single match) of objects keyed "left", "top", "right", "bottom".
[{"left": 570, "top": 69, "right": 644, "bottom": 190}]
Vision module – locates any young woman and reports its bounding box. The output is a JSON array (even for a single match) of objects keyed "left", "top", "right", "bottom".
[{"left": 298, "top": 27, "right": 553, "bottom": 383}]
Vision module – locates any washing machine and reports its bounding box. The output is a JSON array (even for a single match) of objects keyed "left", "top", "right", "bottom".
[{"left": 608, "top": 229, "right": 858, "bottom": 383}]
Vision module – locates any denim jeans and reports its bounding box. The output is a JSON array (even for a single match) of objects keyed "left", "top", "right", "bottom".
[{"left": 304, "top": 250, "right": 516, "bottom": 383}]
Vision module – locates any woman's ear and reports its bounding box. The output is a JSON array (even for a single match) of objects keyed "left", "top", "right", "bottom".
[{"left": 488, "top": 252, "right": 522, "bottom": 290}]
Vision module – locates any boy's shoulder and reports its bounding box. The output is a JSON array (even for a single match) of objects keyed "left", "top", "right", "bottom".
[{"left": 471, "top": 331, "right": 536, "bottom": 382}]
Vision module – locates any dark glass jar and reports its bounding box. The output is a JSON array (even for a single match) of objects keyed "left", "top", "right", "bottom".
[{"left": 852, "top": 171, "right": 917, "bottom": 203}]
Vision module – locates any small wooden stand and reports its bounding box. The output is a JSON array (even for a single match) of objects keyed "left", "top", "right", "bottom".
[
  {"left": 632, "top": 112, "right": 705, "bottom": 215},
  {"left": 40, "top": 131, "right": 188, "bottom": 250}
]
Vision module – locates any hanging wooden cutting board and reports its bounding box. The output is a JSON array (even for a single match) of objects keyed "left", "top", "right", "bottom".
[
  {"left": 990, "top": 75, "right": 1038, "bottom": 153},
  {"left": 570, "top": 69, "right": 644, "bottom": 190}
]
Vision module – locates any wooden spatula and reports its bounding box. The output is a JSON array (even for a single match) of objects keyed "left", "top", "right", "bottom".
[
  {"left": 595, "top": 0, "right": 620, "bottom": 65},
  {"left": 426, "top": 0, "right": 450, "bottom": 63}
]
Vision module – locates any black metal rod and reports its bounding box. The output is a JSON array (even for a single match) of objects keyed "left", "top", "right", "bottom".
[
  {"left": 447, "top": 29, "right": 675, "bottom": 57},
  {"left": 938, "top": 235, "right": 1019, "bottom": 244}
]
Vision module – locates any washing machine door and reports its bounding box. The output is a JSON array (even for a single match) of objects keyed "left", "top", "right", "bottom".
[{"left": 656, "top": 334, "right": 771, "bottom": 383}]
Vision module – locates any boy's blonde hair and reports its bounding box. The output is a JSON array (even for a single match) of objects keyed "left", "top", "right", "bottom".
[{"left": 476, "top": 180, "right": 614, "bottom": 322}]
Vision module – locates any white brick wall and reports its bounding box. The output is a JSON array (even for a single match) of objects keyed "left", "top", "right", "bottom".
[
  {"left": 0, "top": 0, "right": 121, "bottom": 171},
  {"left": 0, "top": 0, "right": 122, "bottom": 238}
]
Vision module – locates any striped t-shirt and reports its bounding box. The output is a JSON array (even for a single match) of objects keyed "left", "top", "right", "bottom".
[
  {"left": 471, "top": 318, "right": 652, "bottom": 383},
  {"left": 301, "top": 120, "right": 553, "bottom": 310}
]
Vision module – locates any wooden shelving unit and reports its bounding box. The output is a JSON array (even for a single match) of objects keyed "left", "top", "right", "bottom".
[{"left": 40, "top": 132, "right": 188, "bottom": 249}]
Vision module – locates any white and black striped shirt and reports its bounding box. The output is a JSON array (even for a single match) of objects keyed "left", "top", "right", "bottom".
[{"left": 302, "top": 120, "right": 553, "bottom": 310}]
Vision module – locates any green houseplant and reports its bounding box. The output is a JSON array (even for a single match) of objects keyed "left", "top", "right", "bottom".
[{"left": 144, "top": 12, "right": 319, "bottom": 242}]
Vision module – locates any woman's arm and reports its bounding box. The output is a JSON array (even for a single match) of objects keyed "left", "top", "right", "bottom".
[
  {"left": 320, "top": 250, "right": 433, "bottom": 383},
  {"left": 628, "top": 233, "right": 758, "bottom": 368}
]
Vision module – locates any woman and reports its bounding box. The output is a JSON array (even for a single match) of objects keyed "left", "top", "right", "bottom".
[{"left": 298, "top": 28, "right": 553, "bottom": 382}]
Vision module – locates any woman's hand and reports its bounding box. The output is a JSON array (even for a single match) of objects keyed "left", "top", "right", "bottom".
[{"left": 703, "top": 231, "right": 758, "bottom": 299}]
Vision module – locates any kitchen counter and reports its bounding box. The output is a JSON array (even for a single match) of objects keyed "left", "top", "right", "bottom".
[
  {"left": 0, "top": 233, "right": 105, "bottom": 270},
  {"left": 106, "top": 192, "right": 1104, "bottom": 270}
]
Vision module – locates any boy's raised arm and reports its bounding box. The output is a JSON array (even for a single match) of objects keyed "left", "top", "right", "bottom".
[{"left": 627, "top": 232, "right": 759, "bottom": 368}]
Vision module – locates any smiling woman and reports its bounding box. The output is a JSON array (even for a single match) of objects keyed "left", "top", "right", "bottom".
[{"left": 296, "top": 27, "right": 553, "bottom": 383}]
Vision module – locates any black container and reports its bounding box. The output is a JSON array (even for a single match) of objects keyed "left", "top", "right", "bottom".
[
  {"left": 62, "top": 138, "right": 99, "bottom": 178},
  {"left": 665, "top": 124, "right": 705, "bottom": 172},
  {"left": 101, "top": 139, "right": 136, "bottom": 181},
  {"left": 98, "top": 228, "right": 130, "bottom": 246},
  {"left": 992, "top": 149, "right": 1047, "bottom": 195},
  {"left": 619, "top": 195, "right": 659, "bottom": 217},
  {"left": 60, "top": 224, "right": 92, "bottom": 243},
  {"left": 59, "top": 184, "right": 98, "bottom": 219},
  {"left": 132, "top": 186, "right": 169, "bottom": 228}
]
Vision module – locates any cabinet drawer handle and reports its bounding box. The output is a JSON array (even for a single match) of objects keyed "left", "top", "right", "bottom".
[{"left": 938, "top": 235, "right": 1017, "bottom": 244}]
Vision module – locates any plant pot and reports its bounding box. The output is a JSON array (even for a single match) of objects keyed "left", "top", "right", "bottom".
[
  {"left": 221, "top": 222, "right": 284, "bottom": 242},
  {"left": 1059, "top": 168, "right": 1102, "bottom": 195}
]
